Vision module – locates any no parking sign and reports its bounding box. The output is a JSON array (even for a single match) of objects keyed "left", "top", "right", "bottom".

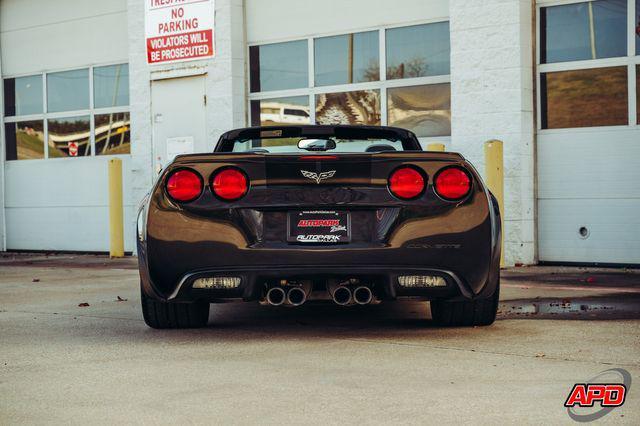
[{"left": 145, "top": 0, "right": 215, "bottom": 64}]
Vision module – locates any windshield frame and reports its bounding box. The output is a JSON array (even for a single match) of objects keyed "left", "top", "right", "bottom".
[{"left": 214, "top": 125, "right": 422, "bottom": 153}]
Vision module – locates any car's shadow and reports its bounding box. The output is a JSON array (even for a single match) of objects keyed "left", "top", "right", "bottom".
[{"left": 133, "top": 292, "right": 640, "bottom": 341}]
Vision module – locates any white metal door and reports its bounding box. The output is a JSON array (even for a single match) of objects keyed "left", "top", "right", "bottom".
[
  {"left": 151, "top": 75, "right": 207, "bottom": 172},
  {"left": 537, "top": 128, "right": 640, "bottom": 264}
]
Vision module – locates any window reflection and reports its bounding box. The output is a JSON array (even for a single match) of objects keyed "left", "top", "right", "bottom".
[
  {"left": 47, "top": 116, "right": 91, "bottom": 157},
  {"left": 47, "top": 69, "right": 89, "bottom": 113},
  {"left": 250, "top": 96, "right": 310, "bottom": 126},
  {"left": 314, "top": 31, "right": 379, "bottom": 86},
  {"left": 3, "top": 76, "right": 43, "bottom": 116},
  {"left": 4, "top": 121, "right": 44, "bottom": 160},
  {"left": 95, "top": 112, "right": 130, "bottom": 155},
  {"left": 387, "top": 84, "right": 451, "bottom": 137},
  {"left": 541, "top": 0, "right": 627, "bottom": 63},
  {"left": 47, "top": 69, "right": 89, "bottom": 112},
  {"left": 386, "top": 22, "right": 450, "bottom": 79},
  {"left": 94, "top": 64, "right": 129, "bottom": 108},
  {"left": 315, "top": 90, "right": 380, "bottom": 125},
  {"left": 250, "top": 40, "right": 308, "bottom": 92},
  {"left": 541, "top": 66, "right": 627, "bottom": 129}
]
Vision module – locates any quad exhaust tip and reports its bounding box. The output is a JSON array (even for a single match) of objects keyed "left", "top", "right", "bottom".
[
  {"left": 266, "top": 287, "right": 286, "bottom": 306},
  {"left": 332, "top": 286, "right": 352, "bottom": 306},
  {"left": 353, "top": 286, "right": 373, "bottom": 305},
  {"left": 287, "top": 287, "right": 307, "bottom": 306}
]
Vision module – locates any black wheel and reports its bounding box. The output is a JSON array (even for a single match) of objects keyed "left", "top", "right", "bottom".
[
  {"left": 141, "top": 287, "right": 209, "bottom": 329},
  {"left": 430, "top": 279, "right": 500, "bottom": 327}
]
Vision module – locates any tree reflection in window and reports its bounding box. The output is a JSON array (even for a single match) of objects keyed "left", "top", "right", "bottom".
[{"left": 315, "top": 90, "right": 380, "bottom": 125}]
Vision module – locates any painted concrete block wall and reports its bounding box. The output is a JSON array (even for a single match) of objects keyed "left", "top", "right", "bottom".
[
  {"left": 449, "top": 0, "right": 535, "bottom": 265},
  {"left": 127, "top": 0, "right": 247, "bottom": 233}
]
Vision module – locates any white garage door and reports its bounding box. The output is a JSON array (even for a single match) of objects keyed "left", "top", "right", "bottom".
[
  {"left": 536, "top": 0, "right": 640, "bottom": 264},
  {"left": 537, "top": 129, "right": 640, "bottom": 264}
]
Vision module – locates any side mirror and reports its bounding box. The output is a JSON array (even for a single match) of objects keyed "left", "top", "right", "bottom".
[{"left": 297, "top": 138, "right": 337, "bottom": 151}]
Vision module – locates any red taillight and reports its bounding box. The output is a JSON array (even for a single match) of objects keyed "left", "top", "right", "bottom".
[
  {"left": 388, "top": 166, "right": 425, "bottom": 200},
  {"left": 166, "top": 169, "right": 203, "bottom": 202},
  {"left": 434, "top": 167, "right": 472, "bottom": 200},
  {"left": 211, "top": 168, "right": 248, "bottom": 200}
]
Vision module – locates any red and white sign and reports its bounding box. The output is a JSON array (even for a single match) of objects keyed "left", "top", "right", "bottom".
[
  {"left": 68, "top": 142, "right": 78, "bottom": 157},
  {"left": 145, "top": 0, "right": 215, "bottom": 64}
]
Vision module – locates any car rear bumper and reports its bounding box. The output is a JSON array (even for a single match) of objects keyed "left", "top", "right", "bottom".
[{"left": 139, "top": 258, "right": 498, "bottom": 303}]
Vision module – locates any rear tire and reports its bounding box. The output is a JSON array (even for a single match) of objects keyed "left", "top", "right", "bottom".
[
  {"left": 430, "top": 279, "right": 500, "bottom": 327},
  {"left": 141, "top": 287, "right": 209, "bottom": 329}
]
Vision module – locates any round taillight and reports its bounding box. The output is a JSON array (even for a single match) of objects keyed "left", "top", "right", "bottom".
[
  {"left": 434, "top": 167, "right": 472, "bottom": 200},
  {"left": 388, "top": 166, "right": 425, "bottom": 200},
  {"left": 211, "top": 168, "right": 248, "bottom": 200},
  {"left": 166, "top": 169, "right": 203, "bottom": 202}
]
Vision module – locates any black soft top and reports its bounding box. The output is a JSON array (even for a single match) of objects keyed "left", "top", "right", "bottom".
[{"left": 215, "top": 125, "right": 422, "bottom": 152}]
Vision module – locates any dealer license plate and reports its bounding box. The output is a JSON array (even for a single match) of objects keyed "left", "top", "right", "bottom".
[{"left": 287, "top": 210, "right": 351, "bottom": 244}]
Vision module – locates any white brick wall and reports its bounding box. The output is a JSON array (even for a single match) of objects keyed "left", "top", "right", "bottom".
[
  {"left": 0, "top": 52, "right": 5, "bottom": 251},
  {"left": 450, "top": 0, "right": 536, "bottom": 265},
  {"left": 127, "top": 0, "right": 247, "bottom": 237}
]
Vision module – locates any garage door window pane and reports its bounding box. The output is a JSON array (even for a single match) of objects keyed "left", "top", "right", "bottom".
[
  {"left": 250, "top": 96, "right": 310, "bottom": 126},
  {"left": 388, "top": 84, "right": 451, "bottom": 137},
  {"left": 4, "top": 121, "right": 44, "bottom": 160},
  {"left": 386, "top": 22, "right": 450, "bottom": 79},
  {"left": 95, "top": 112, "right": 130, "bottom": 155},
  {"left": 250, "top": 40, "right": 308, "bottom": 92},
  {"left": 47, "top": 115, "right": 91, "bottom": 157},
  {"left": 540, "top": 66, "right": 627, "bottom": 129},
  {"left": 541, "top": 0, "right": 627, "bottom": 63},
  {"left": 3, "top": 76, "right": 43, "bottom": 116},
  {"left": 47, "top": 69, "right": 89, "bottom": 113},
  {"left": 637, "top": 65, "right": 640, "bottom": 124},
  {"left": 94, "top": 64, "right": 129, "bottom": 108},
  {"left": 316, "top": 90, "right": 380, "bottom": 125},
  {"left": 315, "top": 31, "right": 379, "bottom": 86}
]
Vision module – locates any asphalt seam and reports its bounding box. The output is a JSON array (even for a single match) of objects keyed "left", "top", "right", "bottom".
[
  {"left": 339, "top": 337, "right": 640, "bottom": 368},
  {"left": 1, "top": 309, "right": 142, "bottom": 323}
]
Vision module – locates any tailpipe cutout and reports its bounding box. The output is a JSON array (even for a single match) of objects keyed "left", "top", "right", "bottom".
[
  {"left": 353, "top": 286, "right": 373, "bottom": 305},
  {"left": 266, "top": 287, "right": 286, "bottom": 306},
  {"left": 332, "top": 286, "right": 352, "bottom": 306}
]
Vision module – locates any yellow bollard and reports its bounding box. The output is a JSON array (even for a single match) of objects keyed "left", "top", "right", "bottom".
[
  {"left": 427, "top": 143, "right": 445, "bottom": 152},
  {"left": 484, "top": 140, "right": 504, "bottom": 267},
  {"left": 108, "top": 158, "right": 124, "bottom": 258}
]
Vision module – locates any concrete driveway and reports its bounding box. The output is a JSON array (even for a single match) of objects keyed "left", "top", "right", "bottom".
[{"left": 1, "top": 254, "right": 639, "bottom": 424}]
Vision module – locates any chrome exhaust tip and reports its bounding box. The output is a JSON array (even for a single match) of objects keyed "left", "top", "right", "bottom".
[
  {"left": 266, "top": 287, "right": 286, "bottom": 306},
  {"left": 332, "top": 286, "right": 352, "bottom": 306},
  {"left": 353, "top": 286, "right": 373, "bottom": 305},
  {"left": 287, "top": 287, "right": 307, "bottom": 306}
]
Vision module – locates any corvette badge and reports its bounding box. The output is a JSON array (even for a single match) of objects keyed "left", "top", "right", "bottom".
[{"left": 301, "top": 170, "right": 336, "bottom": 184}]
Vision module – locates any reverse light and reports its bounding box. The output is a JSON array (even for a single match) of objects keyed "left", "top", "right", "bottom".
[
  {"left": 192, "top": 277, "right": 241, "bottom": 289},
  {"left": 434, "top": 167, "right": 472, "bottom": 200},
  {"left": 166, "top": 169, "right": 203, "bottom": 202},
  {"left": 211, "top": 167, "right": 249, "bottom": 200},
  {"left": 398, "top": 275, "right": 447, "bottom": 288},
  {"left": 388, "top": 166, "right": 425, "bottom": 200}
]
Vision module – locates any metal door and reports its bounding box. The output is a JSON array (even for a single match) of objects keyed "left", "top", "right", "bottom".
[{"left": 151, "top": 75, "right": 207, "bottom": 172}]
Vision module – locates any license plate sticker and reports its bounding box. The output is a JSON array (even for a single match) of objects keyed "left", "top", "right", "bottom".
[{"left": 287, "top": 210, "right": 351, "bottom": 243}]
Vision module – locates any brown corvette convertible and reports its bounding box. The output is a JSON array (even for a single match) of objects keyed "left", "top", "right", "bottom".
[{"left": 137, "top": 125, "right": 501, "bottom": 328}]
